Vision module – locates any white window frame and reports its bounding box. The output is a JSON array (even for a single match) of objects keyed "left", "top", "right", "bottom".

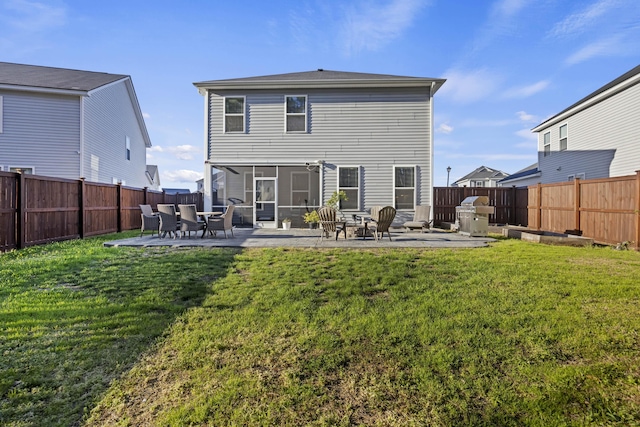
[
  {"left": 125, "top": 136, "right": 131, "bottom": 160},
  {"left": 568, "top": 173, "right": 586, "bottom": 181},
  {"left": 285, "top": 95, "right": 307, "bottom": 133},
  {"left": 473, "top": 180, "right": 484, "bottom": 187},
  {"left": 337, "top": 166, "right": 360, "bottom": 210},
  {"left": 224, "top": 96, "right": 246, "bottom": 133},
  {"left": 0, "top": 95, "right": 3, "bottom": 133},
  {"left": 559, "top": 123, "right": 568, "bottom": 151},
  {"left": 393, "top": 165, "right": 416, "bottom": 211},
  {"left": 543, "top": 132, "right": 551, "bottom": 157},
  {"left": 9, "top": 166, "right": 35, "bottom": 174}
]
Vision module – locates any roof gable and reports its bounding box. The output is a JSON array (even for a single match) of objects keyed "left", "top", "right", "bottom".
[
  {"left": 0, "top": 62, "right": 128, "bottom": 93},
  {"left": 194, "top": 69, "right": 446, "bottom": 94},
  {"left": 456, "top": 166, "right": 509, "bottom": 182}
]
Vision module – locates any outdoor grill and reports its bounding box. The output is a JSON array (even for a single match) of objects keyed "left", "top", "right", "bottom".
[{"left": 455, "top": 196, "right": 495, "bottom": 237}]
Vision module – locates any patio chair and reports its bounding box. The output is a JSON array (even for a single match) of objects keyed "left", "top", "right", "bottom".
[
  {"left": 157, "top": 204, "right": 179, "bottom": 239},
  {"left": 139, "top": 204, "right": 159, "bottom": 237},
  {"left": 369, "top": 206, "right": 383, "bottom": 222},
  {"left": 207, "top": 205, "right": 235, "bottom": 238},
  {"left": 178, "top": 204, "right": 206, "bottom": 238},
  {"left": 403, "top": 205, "right": 432, "bottom": 233},
  {"left": 369, "top": 206, "right": 396, "bottom": 241},
  {"left": 317, "top": 206, "right": 345, "bottom": 241}
]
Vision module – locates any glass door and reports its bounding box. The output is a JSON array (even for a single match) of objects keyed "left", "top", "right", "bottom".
[{"left": 254, "top": 177, "right": 277, "bottom": 228}]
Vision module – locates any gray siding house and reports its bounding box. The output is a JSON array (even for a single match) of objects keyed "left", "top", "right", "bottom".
[
  {"left": 0, "top": 62, "right": 152, "bottom": 187},
  {"left": 194, "top": 69, "right": 445, "bottom": 228},
  {"left": 452, "top": 165, "right": 509, "bottom": 188},
  {"left": 531, "top": 64, "right": 640, "bottom": 184}
]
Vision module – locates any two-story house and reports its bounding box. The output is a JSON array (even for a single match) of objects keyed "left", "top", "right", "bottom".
[
  {"left": 526, "top": 64, "right": 640, "bottom": 185},
  {"left": 193, "top": 69, "right": 445, "bottom": 228},
  {"left": 0, "top": 62, "right": 152, "bottom": 188},
  {"left": 452, "top": 165, "right": 509, "bottom": 188}
]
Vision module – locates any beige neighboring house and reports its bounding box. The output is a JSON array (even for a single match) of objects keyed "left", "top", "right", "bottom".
[
  {"left": 452, "top": 166, "right": 509, "bottom": 187},
  {"left": 530, "top": 63, "right": 640, "bottom": 184}
]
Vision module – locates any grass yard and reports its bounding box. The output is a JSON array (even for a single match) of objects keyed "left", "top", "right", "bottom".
[{"left": 1, "top": 234, "right": 639, "bottom": 426}]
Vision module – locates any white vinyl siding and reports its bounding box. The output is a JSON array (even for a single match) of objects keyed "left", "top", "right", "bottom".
[
  {"left": 206, "top": 87, "right": 432, "bottom": 209},
  {"left": 0, "top": 91, "right": 80, "bottom": 179},
  {"left": 83, "top": 80, "right": 149, "bottom": 188},
  {"left": 0, "top": 95, "right": 3, "bottom": 133},
  {"left": 285, "top": 95, "right": 307, "bottom": 133}
]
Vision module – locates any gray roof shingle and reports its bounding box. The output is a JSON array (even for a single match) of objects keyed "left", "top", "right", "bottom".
[{"left": 0, "top": 62, "right": 128, "bottom": 92}]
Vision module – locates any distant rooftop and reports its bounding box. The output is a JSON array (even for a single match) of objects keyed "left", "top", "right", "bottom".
[{"left": 0, "top": 62, "right": 128, "bottom": 93}]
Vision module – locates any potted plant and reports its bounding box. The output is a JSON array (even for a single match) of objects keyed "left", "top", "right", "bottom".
[
  {"left": 326, "top": 190, "right": 348, "bottom": 217},
  {"left": 282, "top": 217, "right": 292, "bottom": 230},
  {"left": 303, "top": 210, "right": 319, "bottom": 228}
]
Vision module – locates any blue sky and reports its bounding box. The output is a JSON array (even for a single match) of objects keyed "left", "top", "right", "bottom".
[{"left": 2, "top": 0, "right": 639, "bottom": 189}]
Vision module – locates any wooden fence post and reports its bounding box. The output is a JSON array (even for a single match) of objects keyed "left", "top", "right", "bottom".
[
  {"left": 536, "top": 183, "right": 542, "bottom": 230},
  {"left": 117, "top": 183, "right": 122, "bottom": 232},
  {"left": 574, "top": 177, "right": 581, "bottom": 232},
  {"left": 17, "top": 172, "right": 25, "bottom": 249},
  {"left": 511, "top": 186, "right": 517, "bottom": 225},
  {"left": 635, "top": 171, "right": 640, "bottom": 250},
  {"left": 79, "top": 178, "right": 85, "bottom": 239}
]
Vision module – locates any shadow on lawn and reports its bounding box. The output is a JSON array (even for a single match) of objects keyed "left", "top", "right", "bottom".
[{"left": 0, "top": 246, "right": 242, "bottom": 427}]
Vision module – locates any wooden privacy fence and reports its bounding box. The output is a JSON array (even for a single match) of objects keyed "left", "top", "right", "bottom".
[
  {"left": 433, "top": 186, "right": 529, "bottom": 227},
  {"left": 0, "top": 171, "right": 203, "bottom": 251},
  {"left": 528, "top": 172, "right": 640, "bottom": 250}
]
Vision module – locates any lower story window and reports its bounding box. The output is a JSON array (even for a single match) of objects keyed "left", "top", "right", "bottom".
[
  {"left": 338, "top": 166, "right": 359, "bottom": 210},
  {"left": 394, "top": 166, "right": 415, "bottom": 210}
]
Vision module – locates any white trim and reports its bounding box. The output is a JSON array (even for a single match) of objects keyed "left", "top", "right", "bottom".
[
  {"left": 429, "top": 82, "right": 434, "bottom": 209},
  {"left": 79, "top": 96, "right": 84, "bottom": 178},
  {"left": 125, "top": 135, "right": 131, "bottom": 160},
  {"left": 532, "top": 71, "right": 640, "bottom": 132},
  {"left": 284, "top": 94, "right": 307, "bottom": 133},
  {"left": 337, "top": 165, "right": 361, "bottom": 210},
  {"left": 543, "top": 131, "right": 551, "bottom": 156},
  {"left": 568, "top": 172, "right": 586, "bottom": 181},
  {"left": 223, "top": 95, "right": 246, "bottom": 133},
  {"left": 9, "top": 166, "right": 36, "bottom": 174},
  {"left": 204, "top": 91, "right": 212, "bottom": 210},
  {"left": 393, "top": 165, "right": 417, "bottom": 210}
]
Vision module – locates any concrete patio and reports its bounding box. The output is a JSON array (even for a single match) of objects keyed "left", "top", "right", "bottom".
[{"left": 104, "top": 227, "right": 496, "bottom": 249}]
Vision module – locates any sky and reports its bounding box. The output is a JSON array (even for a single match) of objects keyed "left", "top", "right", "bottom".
[{"left": 2, "top": 0, "right": 640, "bottom": 190}]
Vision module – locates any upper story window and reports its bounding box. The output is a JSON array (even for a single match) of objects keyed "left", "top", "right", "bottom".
[
  {"left": 125, "top": 136, "right": 131, "bottom": 160},
  {"left": 285, "top": 95, "right": 307, "bottom": 133},
  {"left": 559, "top": 124, "right": 568, "bottom": 151},
  {"left": 543, "top": 132, "right": 551, "bottom": 156},
  {"left": 394, "top": 166, "right": 415, "bottom": 210},
  {"left": 338, "top": 166, "right": 359, "bottom": 210},
  {"left": 224, "top": 97, "right": 245, "bottom": 133}
]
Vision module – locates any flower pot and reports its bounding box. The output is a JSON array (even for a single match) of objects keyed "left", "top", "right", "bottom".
[{"left": 282, "top": 222, "right": 291, "bottom": 230}]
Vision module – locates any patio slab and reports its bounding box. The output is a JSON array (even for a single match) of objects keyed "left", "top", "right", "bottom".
[{"left": 104, "top": 228, "right": 496, "bottom": 249}]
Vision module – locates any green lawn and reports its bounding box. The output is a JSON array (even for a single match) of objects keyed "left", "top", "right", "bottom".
[{"left": 1, "top": 234, "right": 639, "bottom": 426}]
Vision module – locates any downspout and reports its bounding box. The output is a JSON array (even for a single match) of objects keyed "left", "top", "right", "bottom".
[
  {"left": 203, "top": 90, "right": 212, "bottom": 210},
  {"left": 429, "top": 82, "right": 435, "bottom": 212},
  {"left": 79, "top": 96, "right": 85, "bottom": 178}
]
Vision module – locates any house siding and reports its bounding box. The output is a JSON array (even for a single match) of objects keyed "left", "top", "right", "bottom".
[
  {"left": 83, "top": 80, "right": 149, "bottom": 187},
  {"left": 207, "top": 87, "right": 431, "bottom": 209},
  {"left": 0, "top": 90, "right": 80, "bottom": 177},
  {"left": 537, "top": 81, "right": 640, "bottom": 183}
]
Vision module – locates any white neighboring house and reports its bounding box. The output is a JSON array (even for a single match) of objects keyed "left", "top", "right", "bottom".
[
  {"left": 0, "top": 62, "right": 153, "bottom": 188},
  {"left": 193, "top": 69, "right": 446, "bottom": 228},
  {"left": 452, "top": 165, "right": 509, "bottom": 187},
  {"left": 146, "top": 165, "right": 161, "bottom": 190},
  {"left": 529, "top": 64, "right": 640, "bottom": 184}
]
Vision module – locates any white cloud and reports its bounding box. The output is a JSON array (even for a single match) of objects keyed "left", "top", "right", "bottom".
[
  {"left": 515, "top": 128, "right": 537, "bottom": 141},
  {"left": 459, "top": 118, "right": 511, "bottom": 127},
  {"left": 436, "top": 123, "right": 454, "bottom": 134},
  {"left": 492, "top": 0, "right": 529, "bottom": 18},
  {"left": 444, "top": 152, "right": 537, "bottom": 161},
  {"left": 438, "top": 68, "right": 501, "bottom": 104},
  {"left": 167, "top": 144, "right": 200, "bottom": 161},
  {"left": 565, "top": 36, "right": 622, "bottom": 65},
  {"left": 340, "top": 0, "right": 429, "bottom": 55},
  {"left": 142, "top": 112, "right": 151, "bottom": 119},
  {"left": 548, "top": 0, "right": 618, "bottom": 38},
  {"left": 516, "top": 111, "right": 537, "bottom": 122},
  {"left": 1, "top": 0, "right": 67, "bottom": 31},
  {"left": 503, "top": 80, "right": 549, "bottom": 99},
  {"left": 148, "top": 146, "right": 164, "bottom": 152},
  {"left": 163, "top": 169, "right": 204, "bottom": 184}
]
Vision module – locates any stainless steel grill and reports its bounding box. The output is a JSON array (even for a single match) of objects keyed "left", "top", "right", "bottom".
[{"left": 455, "top": 196, "right": 495, "bottom": 237}]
